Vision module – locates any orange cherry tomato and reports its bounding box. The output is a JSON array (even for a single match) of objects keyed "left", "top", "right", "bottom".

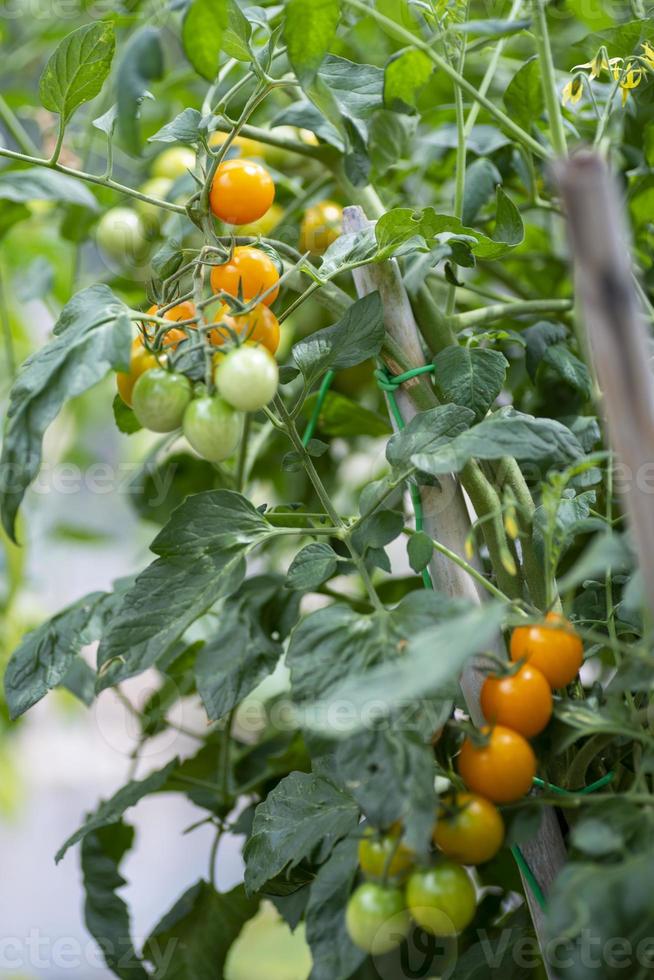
[
  {"left": 457, "top": 726, "right": 536, "bottom": 804},
  {"left": 209, "top": 159, "right": 275, "bottom": 226},
  {"left": 209, "top": 246, "right": 280, "bottom": 307},
  {"left": 299, "top": 200, "right": 343, "bottom": 254},
  {"left": 209, "top": 303, "right": 280, "bottom": 354},
  {"left": 145, "top": 302, "right": 196, "bottom": 351},
  {"left": 510, "top": 612, "right": 584, "bottom": 689},
  {"left": 116, "top": 337, "right": 158, "bottom": 407},
  {"left": 433, "top": 792, "right": 505, "bottom": 866},
  {"left": 480, "top": 664, "right": 553, "bottom": 738}
]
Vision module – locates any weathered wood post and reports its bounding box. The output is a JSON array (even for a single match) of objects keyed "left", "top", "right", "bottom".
[{"left": 558, "top": 151, "right": 654, "bottom": 614}]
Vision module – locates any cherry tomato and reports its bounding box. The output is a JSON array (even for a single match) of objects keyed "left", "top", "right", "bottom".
[
  {"left": 208, "top": 132, "right": 265, "bottom": 158},
  {"left": 151, "top": 147, "right": 196, "bottom": 180},
  {"left": 214, "top": 344, "right": 278, "bottom": 412},
  {"left": 209, "top": 159, "right": 275, "bottom": 226},
  {"left": 183, "top": 396, "right": 241, "bottom": 463},
  {"left": 209, "top": 246, "right": 280, "bottom": 307},
  {"left": 145, "top": 302, "right": 196, "bottom": 351},
  {"left": 299, "top": 200, "right": 343, "bottom": 254},
  {"left": 136, "top": 177, "right": 174, "bottom": 231},
  {"left": 116, "top": 337, "right": 159, "bottom": 407},
  {"left": 510, "top": 612, "right": 583, "bottom": 689},
  {"left": 210, "top": 304, "right": 280, "bottom": 354},
  {"left": 406, "top": 862, "right": 476, "bottom": 936},
  {"left": 433, "top": 793, "right": 505, "bottom": 866},
  {"left": 345, "top": 883, "right": 410, "bottom": 955},
  {"left": 358, "top": 828, "right": 415, "bottom": 880},
  {"left": 457, "top": 726, "right": 536, "bottom": 804},
  {"left": 480, "top": 664, "right": 553, "bottom": 738},
  {"left": 131, "top": 368, "right": 192, "bottom": 432},
  {"left": 96, "top": 207, "right": 149, "bottom": 263}
]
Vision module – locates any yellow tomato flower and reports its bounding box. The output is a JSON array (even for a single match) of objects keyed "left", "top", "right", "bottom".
[
  {"left": 641, "top": 41, "right": 654, "bottom": 71},
  {"left": 562, "top": 76, "right": 584, "bottom": 106},
  {"left": 618, "top": 66, "right": 643, "bottom": 104}
]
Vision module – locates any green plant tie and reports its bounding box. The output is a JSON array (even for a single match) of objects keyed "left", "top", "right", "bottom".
[{"left": 304, "top": 364, "right": 614, "bottom": 913}]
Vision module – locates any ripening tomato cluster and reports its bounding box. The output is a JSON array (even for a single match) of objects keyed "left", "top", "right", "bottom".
[
  {"left": 114, "top": 156, "right": 287, "bottom": 463},
  {"left": 345, "top": 614, "right": 584, "bottom": 956},
  {"left": 345, "top": 795, "right": 498, "bottom": 954},
  {"left": 458, "top": 613, "right": 584, "bottom": 804}
]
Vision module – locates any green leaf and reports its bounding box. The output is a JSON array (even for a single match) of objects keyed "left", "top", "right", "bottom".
[
  {"left": 149, "top": 108, "right": 202, "bottom": 144},
  {"left": 144, "top": 881, "right": 258, "bottom": 979},
  {"left": 56, "top": 760, "right": 178, "bottom": 862},
  {"left": 0, "top": 284, "right": 131, "bottom": 539},
  {"left": 222, "top": 0, "right": 253, "bottom": 60},
  {"left": 368, "top": 110, "right": 414, "bottom": 173},
  {"left": 129, "top": 452, "right": 224, "bottom": 526},
  {"left": 570, "top": 819, "right": 623, "bottom": 858},
  {"left": 316, "top": 227, "right": 378, "bottom": 280},
  {"left": 284, "top": 0, "right": 341, "bottom": 82},
  {"left": 4, "top": 591, "right": 106, "bottom": 719},
  {"left": 578, "top": 19, "right": 650, "bottom": 59},
  {"left": 332, "top": 727, "right": 438, "bottom": 854},
  {"left": 81, "top": 821, "right": 147, "bottom": 979},
  {"left": 541, "top": 345, "right": 592, "bottom": 399},
  {"left": 558, "top": 533, "right": 632, "bottom": 593},
  {"left": 462, "top": 157, "right": 502, "bottom": 226},
  {"left": 112, "top": 394, "right": 142, "bottom": 434},
  {"left": 243, "top": 772, "right": 359, "bottom": 893},
  {"left": 182, "top": 0, "right": 228, "bottom": 80},
  {"left": 195, "top": 575, "right": 300, "bottom": 721},
  {"left": 0, "top": 168, "right": 98, "bottom": 209},
  {"left": 304, "top": 837, "right": 365, "bottom": 980},
  {"left": 375, "top": 206, "right": 521, "bottom": 262},
  {"left": 493, "top": 185, "right": 524, "bottom": 247},
  {"left": 408, "top": 531, "right": 433, "bottom": 573},
  {"left": 39, "top": 22, "right": 116, "bottom": 125},
  {"left": 96, "top": 491, "right": 274, "bottom": 689},
  {"left": 299, "top": 603, "right": 505, "bottom": 736},
  {"left": 386, "top": 404, "right": 475, "bottom": 468},
  {"left": 117, "top": 27, "right": 164, "bottom": 153},
  {"left": 412, "top": 408, "right": 584, "bottom": 476},
  {"left": 287, "top": 542, "right": 340, "bottom": 590},
  {"left": 303, "top": 390, "right": 391, "bottom": 439},
  {"left": 288, "top": 590, "right": 466, "bottom": 708},
  {"left": 384, "top": 48, "right": 433, "bottom": 112},
  {"left": 93, "top": 103, "right": 118, "bottom": 137},
  {"left": 432, "top": 346, "right": 508, "bottom": 422},
  {"left": 503, "top": 56, "right": 543, "bottom": 131},
  {"left": 523, "top": 321, "right": 567, "bottom": 378},
  {"left": 292, "top": 293, "right": 384, "bottom": 389}
]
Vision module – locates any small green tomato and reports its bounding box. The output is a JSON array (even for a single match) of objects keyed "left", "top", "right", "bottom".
[
  {"left": 132, "top": 368, "right": 192, "bottom": 432},
  {"left": 214, "top": 344, "right": 278, "bottom": 412},
  {"left": 183, "top": 396, "right": 241, "bottom": 463}
]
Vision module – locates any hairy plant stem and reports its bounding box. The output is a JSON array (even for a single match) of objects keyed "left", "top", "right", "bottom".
[
  {"left": 451, "top": 297, "right": 572, "bottom": 330},
  {"left": 344, "top": 0, "right": 550, "bottom": 160},
  {"left": 207, "top": 118, "right": 327, "bottom": 161},
  {"left": 0, "top": 145, "right": 187, "bottom": 213},
  {"left": 274, "top": 395, "right": 384, "bottom": 612},
  {"left": 532, "top": 0, "right": 568, "bottom": 157}
]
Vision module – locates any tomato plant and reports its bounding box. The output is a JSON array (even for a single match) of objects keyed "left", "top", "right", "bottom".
[{"left": 2, "top": 2, "right": 654, "bottom": 978}]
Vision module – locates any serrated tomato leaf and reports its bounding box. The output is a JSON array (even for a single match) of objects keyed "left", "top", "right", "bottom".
[
  {"left": 39, "top": 22, "right": 115, "bottom": 125},
  {"left": 0, "top": 284, "right": 131, "bottom": 539}
]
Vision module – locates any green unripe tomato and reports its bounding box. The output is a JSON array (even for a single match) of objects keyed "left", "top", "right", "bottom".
[
  {"left": 406, "top": 862, "right": 477, "bottom": 936},
  {"left": 358, "top": 828, "right": 415, "bottom": 880},
  {"left": 132, "top": 368, "right": 192, "bottom": 432},
  {"left": 136, "top": 177, "right": 174, "bottom": 232},
  {"left": 345, "top": 883, "right": 411, "bottom": 955},
  {"left": 183, "top": 396, "right": 241, "bottom": 463},
  {"left": 96, "top": 207, "right": 149, "bottom": 263},
  {"left": 214, "top": 345, "right": 278, "bottom": 412},
  {"left": 151, "top": 147, "right": 196, "bottom": 180}
]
